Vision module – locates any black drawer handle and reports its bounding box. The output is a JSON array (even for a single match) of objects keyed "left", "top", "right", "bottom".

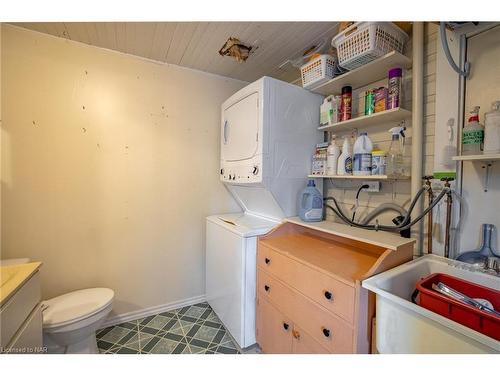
[
  {"left": 264, "top": 285, "right": 270, "bottom": 292},
  {"left": 265, "top": 258, "right": 271, "bottom": 264},
  {"left": 283, "top": 322, "right": 289, "bottom": 331},
  {"left": 322, "top": 328, "right": 331, "bottom": 338},
  {"left": 324, "top": 291, "right": 333, "bottom": 300}
]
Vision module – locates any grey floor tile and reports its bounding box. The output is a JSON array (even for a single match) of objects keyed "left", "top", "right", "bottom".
[
  {"left": 194, "top": 325, "right": 219, "bottom": 343},
  {"left": 117, "top": 346, "right": 139, "bottom": 354},
  {"left": 122, "top": 332, "right": 155, "bottom": 351},
  {"left": 101, "top": 326, "right": 133, "bottom": 344},
  {"left": 145, "top": 315, "right": 172, "bottom": 330},
  {"left": 182, "top": 306, "right": 206, "bottom": 319},
  {"left": 182, "top": 344, "right": 206, "bottom": 354},
  {"left": 149, "top": 337, "right": 181, "bottom": 354}
]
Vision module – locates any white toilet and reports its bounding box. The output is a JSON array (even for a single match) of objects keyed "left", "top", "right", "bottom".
[{"left": 42, "top": 288, "right": 114, "bottom": 354}]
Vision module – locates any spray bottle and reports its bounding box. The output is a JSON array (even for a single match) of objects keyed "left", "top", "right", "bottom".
[
  {"left": 462, "top": 106, "right": 484, "bottom": 155},
  {"left": 387, "top": 125, "right": 407, "bottom": 177}
]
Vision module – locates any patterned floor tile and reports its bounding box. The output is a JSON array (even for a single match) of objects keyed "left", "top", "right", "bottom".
[
  {"left": 97, "top": 302, "right": 240, "bottom": 355},
  {"left": 193, "top": 325, "right": 219, "bottom": 343},
  {"left": 145, "top": 315, "right": 172, "bottom": 330},
  {"left": 100, "top": 326, "right": 132, "bottom": 344},
  {"left": 148, "top": 337, "right": 182, "bottom": 354}
]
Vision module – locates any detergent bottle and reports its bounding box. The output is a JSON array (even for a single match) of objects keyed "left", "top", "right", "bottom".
[
  {"left": 298, "top": 180, "right": 323, "bottom": 222},
  {"left": 326, "top": 134, "right": 341, "bottom": 175},
  {"left": 337, "top": 136, "right": 353, "bottom": 175}
]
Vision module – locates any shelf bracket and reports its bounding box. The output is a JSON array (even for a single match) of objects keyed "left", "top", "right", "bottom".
[{"left": 481, "top": 162, "right": 493, "bottom": 192}]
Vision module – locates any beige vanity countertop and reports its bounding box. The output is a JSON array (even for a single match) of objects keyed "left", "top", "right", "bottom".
[
  {"left": 0, "top": 262, "right": 42, "bottom": 306},
  {"left": 285, "top": 217, "right": 416, "bottom": 252}
]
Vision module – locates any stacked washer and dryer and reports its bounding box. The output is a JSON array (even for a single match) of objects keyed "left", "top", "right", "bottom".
[{"left": 205, "top": 77, "right": 322, "bottom": 349}]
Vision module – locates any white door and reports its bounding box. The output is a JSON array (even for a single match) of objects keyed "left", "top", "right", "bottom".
[
  {"left": 221, "top": 92, "right": 260, "bottom": 162},
  {"left": 206, "top": 219, "right": 245, "bottom": 346}
]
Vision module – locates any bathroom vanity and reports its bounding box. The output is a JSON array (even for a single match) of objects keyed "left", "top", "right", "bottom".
[
  {"left": 0, "top": 262, "right": 43, "bottom": 353},
  {"left": 256, "top": 219, "right": 415, "bottom": 354}
]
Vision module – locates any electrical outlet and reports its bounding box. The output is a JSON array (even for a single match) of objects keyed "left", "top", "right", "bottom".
[{"left": 363, "top": 181, "right": 380, "bottom": 192}]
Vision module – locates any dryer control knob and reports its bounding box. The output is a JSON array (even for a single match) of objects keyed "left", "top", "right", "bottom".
[
  {"left": 252, "top": 166, "right": 259, "bottom": 175},
  {"left": 220, "top": 168, "right": 224, "bottom": 175}
]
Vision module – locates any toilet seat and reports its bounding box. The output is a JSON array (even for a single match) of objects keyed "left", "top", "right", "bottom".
[{"left": 43, "top": 288, "right": 114, "bottom": 329}]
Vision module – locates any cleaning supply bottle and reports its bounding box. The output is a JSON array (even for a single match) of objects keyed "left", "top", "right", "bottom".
[
  {"left": 484, "top": 101, "right": 500, "bottom": 154},
  {"left": 387, "top": 126, "right": 406, "bottom": 177},
  {"left": 462, "top": 106, "right": 484, "bottom": 155},
  {"left": 298, "top": 180, "right": 323, "bottom": 222},
  {"left": 353, "top": 132, "right": 373, "bottom": 176},
  {"left": 326, "top": 134, "right": 340, "bottom": 175},
  {"left": 337, "top": 136, "right": 352, "bottom": 175}
]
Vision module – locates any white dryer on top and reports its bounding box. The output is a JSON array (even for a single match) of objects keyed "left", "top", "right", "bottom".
[{"left": 207, "top": 77, "right": 322, "bottom": 349}]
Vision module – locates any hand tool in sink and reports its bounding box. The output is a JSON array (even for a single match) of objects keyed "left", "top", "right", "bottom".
[{"left": 431, "top": 282, "right": 500, "bottom": 317}]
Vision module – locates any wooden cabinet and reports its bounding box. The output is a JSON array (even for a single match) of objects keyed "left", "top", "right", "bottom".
[
  {"left": 256, "top": 294, "right": 330, "bottom": 354},
  {"left": 256, "top": 221, "right": 414, "bottom": 354}
]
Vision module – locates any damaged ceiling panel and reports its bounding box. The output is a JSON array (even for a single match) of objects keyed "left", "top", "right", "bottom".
[
  {"left": 11, "top": 22, "right": 339, "bottom": 82},
  {"left": 218, "top": 37, "right": 252, "bottom": 63}
]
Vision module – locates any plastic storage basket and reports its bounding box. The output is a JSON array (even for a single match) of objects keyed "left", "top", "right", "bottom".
[
  {"left": 416, "top": 273, "right": 500, "bottom": 341},
  {"left": 300, "top": 54, "right": 336, "bottom": 89},
  {"left": 332, "top": 22, "right": 408, "bottom": 71}
]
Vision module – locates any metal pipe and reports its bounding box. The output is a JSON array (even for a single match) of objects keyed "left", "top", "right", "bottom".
[
  {"left": 443, "top": 178, "right": 454, "bottom": 258},
  {"left": 412, "top": 22, "right": 425, "bottom": 256},
  {"left": 423, "top": 176, "right": 434, "bottom": 254}
]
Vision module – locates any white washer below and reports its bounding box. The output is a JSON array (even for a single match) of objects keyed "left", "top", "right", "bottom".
[{"left": 206, "top": 213, "right": 279, "bottom": 349}]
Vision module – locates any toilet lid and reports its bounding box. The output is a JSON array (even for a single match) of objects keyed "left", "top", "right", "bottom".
[{"left": 43, "top": 288, "right": 114, "bottom": 328}]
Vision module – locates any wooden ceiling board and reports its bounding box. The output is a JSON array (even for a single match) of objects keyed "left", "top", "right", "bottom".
[{"left": 10, "top": 21, "right": 339, "bottom": 83}]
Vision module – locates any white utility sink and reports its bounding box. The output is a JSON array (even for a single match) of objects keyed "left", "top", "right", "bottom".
[{"left": 362, "top": 255, "right": 500, "bottom": 354}]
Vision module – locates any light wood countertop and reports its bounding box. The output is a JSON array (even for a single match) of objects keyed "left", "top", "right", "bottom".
[
  {"left": 285, "top": 217, "right": 416, "bottom": 252},
  {"left": 0, "top": 262, "right": 42, "bottom": 306}
]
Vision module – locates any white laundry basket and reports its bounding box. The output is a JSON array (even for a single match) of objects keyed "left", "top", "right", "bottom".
[
  {"left": 332, "top": 22, "right": 408, "bottom": 70},
  {"left": 300, "top": 54, "right": 336, "bottom": 89}
]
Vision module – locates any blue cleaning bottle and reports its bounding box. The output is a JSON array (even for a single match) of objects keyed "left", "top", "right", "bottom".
[{"left": 299, "top": 180, "right": 324, "bottom": 222}]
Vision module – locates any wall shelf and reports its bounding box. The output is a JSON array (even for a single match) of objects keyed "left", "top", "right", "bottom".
[
  {"left": 308, "top": 174, "right": 409, "bottom": 180},
  {"left": 318, "top": 107, "right": 411, "bottom": 132},
  {"left": 311, "top": 51, "right": 412, "bottom": 96},
  {"left": 452, "top": 154, "right": 500, "bottom": 192},
  {"left": 452, "top": 154, "right": 500, "bottom": 162}
]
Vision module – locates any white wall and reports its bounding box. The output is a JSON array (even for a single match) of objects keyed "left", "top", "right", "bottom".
[
  {"left": 458, "top": 25, "right": 500, "bottom": 254},
  {"left": 1, "top": 25, "right": 245, "bottom": 319}
]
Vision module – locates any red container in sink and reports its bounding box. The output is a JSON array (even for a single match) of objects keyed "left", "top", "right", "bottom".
[{"left": 416, "top": 273, "right": 500, "bottom": 340}]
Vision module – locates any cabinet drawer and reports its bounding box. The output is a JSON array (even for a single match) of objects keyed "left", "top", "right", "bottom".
[
  {"left": 258, "top": 244, "right": 355, "bottom": 323},
  {"left": 258, "top": 269, "right": 353, "bottom": 353},
  {"left": 256, "top": 294, "right": 293, "bottom": 354},
  {"left": 0, "top": 272, "right": 41, "bottom": 347},
  {"left": 5, "top": 304, "right": 43, "bottom": 353},
  {"left": 291, "top": 323, "right": 330, "bottom": 354}
]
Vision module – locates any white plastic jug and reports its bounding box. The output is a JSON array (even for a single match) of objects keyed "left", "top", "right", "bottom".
[
  {"left": 353, "top": 132, "right": 373, "bottom": 176},
  {"left": 484, "top": 101, "right": 500, "bottom": 154}
]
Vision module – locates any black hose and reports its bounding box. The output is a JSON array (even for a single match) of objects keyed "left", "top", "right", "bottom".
[
  {"left": 324, "top": 188, "right": 449, "bottom": 233},
  {"left": 325, "top": 185, "right": 429, "bottom": 229},
  {"left": 352, "top": 184, "right": 369, "bottom": 222}
]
